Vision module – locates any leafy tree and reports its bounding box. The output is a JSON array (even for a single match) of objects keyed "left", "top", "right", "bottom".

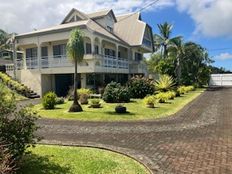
[
  {"left": 145, "top": 53, "right": 176, "bottom": 78},
  {"left": 66, "top": 29, "right": 84, "bottom": 112},
  {"left": 0, "top": 29, "right": 10, "bottom": 50},
  {"left": 180, "top": 42, "right": 213, "bottom": 86},
  {"left": 154, "top": 22, "right": 181, "bottom": 58}
]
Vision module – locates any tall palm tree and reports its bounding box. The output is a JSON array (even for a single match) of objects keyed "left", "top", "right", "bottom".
[
  {"left": 0, "top": 29, "right": 10, "bottom": 49},
  {"left": 169, "top": 38, "right": 185, "bottom": 85},
  {"left": 154, "top": 22, "right": 181, "bottom": 59},
  {"left": 66, "top": 28, "right": 84, "bottom": 112}
]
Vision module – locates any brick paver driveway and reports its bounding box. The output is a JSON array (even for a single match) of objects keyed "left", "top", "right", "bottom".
[{"left": 36, "top": 87, "right": 232, "bottom": 174}]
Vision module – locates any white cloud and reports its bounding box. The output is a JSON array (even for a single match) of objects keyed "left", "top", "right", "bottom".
[
  {"left": 0, "top": 0, "right": 173, "bottom": 34},
  {"left": 175, "top": 0, "right": 232, "bottom": 38},
  {"left": 215, "top": 53, "right": 232, "bottom": 60}
]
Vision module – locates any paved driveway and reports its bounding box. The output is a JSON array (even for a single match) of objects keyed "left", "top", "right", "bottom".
[{"left": 36, "top": 87, "right": 232, "bottom": 174}]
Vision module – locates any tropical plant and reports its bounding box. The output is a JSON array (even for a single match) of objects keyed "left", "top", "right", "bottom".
[
  {"left": 155, "top": 75, "right": 175, "bottom": 92},
  {"left": 155, "top": 92, "right": 169, "bottom": 103},
  {"left": 77, "top": 88, "right": 93, "bottom": 104},
  {"left": 168, "top": 38, "right": 185, "bottom": 85},
  {"left": 154, "top": 22, "right": 181, "bottom": 58},
  {"left": 166, "top": 91, "right": 176, "bottom": 100},
  {"left": 143, "top": 95, "right": 156, "bottom": 108},
  {"left": 66, "top": 28, "right": 84, "bottom": 112},
  {"left": 42, "top": 92, "right": 57, "bottom": 109},
  {"left": 127, "top": 76, "right": 155, "bottom": 99}
]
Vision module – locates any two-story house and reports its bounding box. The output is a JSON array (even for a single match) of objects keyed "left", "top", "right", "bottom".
[{"left": 15, "top": 8, "right": 154, "bottom": 96}]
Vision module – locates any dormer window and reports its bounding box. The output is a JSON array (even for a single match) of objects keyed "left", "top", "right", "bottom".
[{"left": 107, "top": 26, "right": 113, "bottom": 32}]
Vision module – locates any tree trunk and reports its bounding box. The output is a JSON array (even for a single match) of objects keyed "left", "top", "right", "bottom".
[
  {"left": 69, "top": 60, "right": 83, "bottom": 112},
  {"left": 177, "top": 56, "right": 181, "bottom": 85}
]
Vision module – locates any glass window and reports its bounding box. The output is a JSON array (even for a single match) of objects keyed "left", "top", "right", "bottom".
[
  {"left": 135, "top": 52, "right": 142, "bottom": 61},
  {"left": 85, "top": 43, "right": 92, "bottom": 54},
  {"left": 26, "top": 48, "right": 37, "bottom": 59},
  {"left": 53, "top": 44, "right": 66, "bottom": 58},
  {"left": 41, "top": 47, "right": 48, "bottom": 57},
  {"left": 94, "top": 45, "right": 99, "bottom": 54}
]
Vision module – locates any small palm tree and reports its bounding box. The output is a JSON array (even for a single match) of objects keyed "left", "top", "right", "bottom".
[
  {"left": 169, "top": 38, "right": 185, "bottom": 85},
  {"left": 155, "top": 74, "right": 175, "bottom": 92},
  {"left": 154, "top": 22, "right": 181, "bottom": 59},
  {"left": 66, "top": 28, "right": 84, "bottom": 112}
]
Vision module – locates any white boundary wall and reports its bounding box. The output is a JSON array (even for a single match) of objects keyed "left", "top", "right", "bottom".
[{"left": 209, "top": 74, "right": 232, "bottom": 86}]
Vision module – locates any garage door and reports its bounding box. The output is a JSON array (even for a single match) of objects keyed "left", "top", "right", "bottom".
[{"left": 210, "top": 74, "right": 232, "bottom": 86}]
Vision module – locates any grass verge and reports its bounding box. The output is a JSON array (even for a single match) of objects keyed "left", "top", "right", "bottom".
[{"left": 19, "top": 145, "right": 149, "bottom": 174}]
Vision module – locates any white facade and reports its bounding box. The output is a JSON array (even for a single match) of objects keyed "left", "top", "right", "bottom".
[{"left": 15, "top": 9, "right": 154, "bottom": 96}]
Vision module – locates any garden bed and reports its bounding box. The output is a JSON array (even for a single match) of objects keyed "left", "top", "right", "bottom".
[{"left": 33, "top": 89, "right": 204, "bottom": 121}]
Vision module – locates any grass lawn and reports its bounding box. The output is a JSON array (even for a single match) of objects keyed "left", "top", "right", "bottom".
[
  {"left": 19, "top": 145, "right": 149, "bottom": 174},
  {"left": 33, "top": 89, "right": 204, "bottom": 121}
]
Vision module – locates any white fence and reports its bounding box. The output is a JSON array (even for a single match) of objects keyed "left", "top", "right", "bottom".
[{"left": 209, "top": 74, "right": 232, "bottom": 86}]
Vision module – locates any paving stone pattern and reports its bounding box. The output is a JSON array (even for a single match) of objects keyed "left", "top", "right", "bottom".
[{"left": 36, "top": 87, "right": 232, "bottom": 174}]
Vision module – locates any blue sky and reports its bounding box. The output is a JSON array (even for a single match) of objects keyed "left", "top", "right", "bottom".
[
  {"left": 0, "top": 0, "right": 231, "bottom": 70},
  {"left": 141, "top": 4, "right": 232, "bottom": 71}
]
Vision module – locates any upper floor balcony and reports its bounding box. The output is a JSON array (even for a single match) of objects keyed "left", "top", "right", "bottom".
[{"left": 17, "top": 54, "right": 129, "bottom": 73}]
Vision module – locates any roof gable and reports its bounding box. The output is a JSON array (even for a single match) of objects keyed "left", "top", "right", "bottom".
[
  {"left": 87, "top": 9, "right": 117, "bottom": 22},
  {"left": 61, "top": 8, "right": 88, "bottom": 24}
]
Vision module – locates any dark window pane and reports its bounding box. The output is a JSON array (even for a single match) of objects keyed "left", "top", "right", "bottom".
[
  {"left": 86, "top": 43, "right": 92, "bottom": 54},
  {"left": 41, "top": 47, "right": 48, "bottom": 57}
]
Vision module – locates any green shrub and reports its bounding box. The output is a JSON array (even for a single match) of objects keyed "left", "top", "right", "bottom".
[
  {"left": 155, "top": 75, "right": 175, "bottom": 92},
  {"left": 166, "top": 91, "right": 176, "bottom": 100},
  {"left": 155, "top": 92, "right": 169, "bottom": 103},
  {"left": 55, "top": 97, "right": 65, "bottom": 105},
  {"left": 90, "top": 99, "right": 101, "bottom": 105},
  {"left": 42, "top": 92, "right": 57, "bottom": 109},
  {"left": 102, "top": 82, "right": 130, "bottom": 103},
  {"left": 127, "top": 76, "right": 155, "bottom": 99},
  {"left": 77, "top": 88, "right": 93, "bottom": 96},
  {"left": 0, "top": 85, "right": 39, "bottom": 166},
  {"left": 177, "top": 86, "right": 187, "bottom": 94},
  {"left": 143, "top": 95, "right": 156, "bottom": 107}
]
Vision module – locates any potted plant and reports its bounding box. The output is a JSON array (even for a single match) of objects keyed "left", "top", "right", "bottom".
[
  {"left": 115, "top": 104, "right": 127, "bottom": 113},
  {"left": 143, "top": 96, "right": 155, "bottom": 108},
  {"left": 90, "top": 99, "right": 101, "bottom": 108}
]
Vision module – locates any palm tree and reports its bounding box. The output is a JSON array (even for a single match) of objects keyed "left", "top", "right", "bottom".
[
  {"left": 66, "top": 28, "right": 84, "bottom": 112},
  {"left": 169, "top": 38, "right": 185, "bottom": 85},
  {"left": 0, "top": 29, "right": 10, "bottom": 49},
  {"left": 154, "top": 22, "right": 181, "bottom": 59}
]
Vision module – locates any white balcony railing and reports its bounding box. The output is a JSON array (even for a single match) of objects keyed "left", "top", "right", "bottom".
[{"left": 17, "top": 54, "right": 129, "bottom": 70}]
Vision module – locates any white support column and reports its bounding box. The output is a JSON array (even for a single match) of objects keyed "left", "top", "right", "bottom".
[
  {"left": 91, "top": 38, "right": 95, "bottom": 54},
  {"left": 37, "top": 45, "right": 41, "bottom": 69},
  {"left": 81, "top": 73, "right": 87, "bottom": 88},
  {"left": 116, "top": 44, "right": 119, "bottom": 68},
  {"left": 23, "top": 48, "right": 27, "bottom": 70},
  {"left": 99, "top": 39, "right": 102, "bottom": 55}
]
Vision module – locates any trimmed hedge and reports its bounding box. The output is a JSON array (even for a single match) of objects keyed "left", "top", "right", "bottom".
[
  {"left": 127, "top": 76, "right": 155, "bottom": 99},
  {"left": 102, "top": 82, "right": 130, "bottom": 103}
]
